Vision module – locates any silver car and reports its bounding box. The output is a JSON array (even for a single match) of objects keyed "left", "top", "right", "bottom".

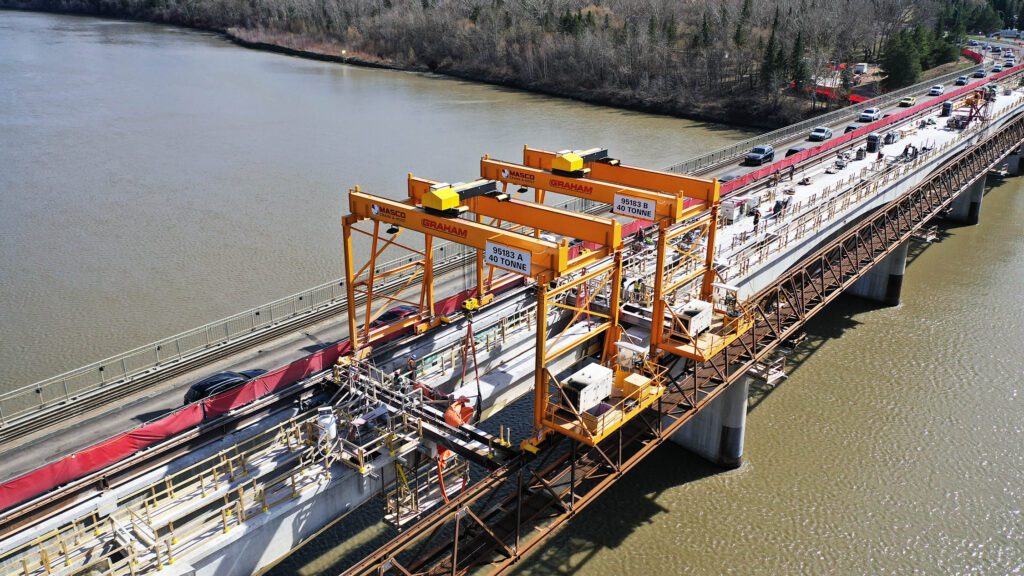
[
  {"left": 808, "top": 126, "right": 833, "bottom": 141},
  {"left": 859, "top": 107, "right": 882, "bottom": 122}
]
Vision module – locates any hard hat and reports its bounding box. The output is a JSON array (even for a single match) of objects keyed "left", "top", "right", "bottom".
[{"left": 410, "top": 354, "right": 418, "bottom": 360}]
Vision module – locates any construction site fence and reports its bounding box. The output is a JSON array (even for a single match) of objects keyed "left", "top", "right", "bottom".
[{"left": 665, "top": 61, "right": 984, "bottom": 176}]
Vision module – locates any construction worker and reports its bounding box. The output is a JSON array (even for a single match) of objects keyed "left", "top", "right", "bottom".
[
  {"left": 405, "top": 355, "right": 418, "bottom": 379},
  {"left": 752, "top": 209, "right": 761, "bottom": 233}
]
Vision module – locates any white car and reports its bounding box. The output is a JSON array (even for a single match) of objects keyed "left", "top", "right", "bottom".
[
  {"left": 859, "top": 107, "right": 882, "bottom": 122},
  {"left": 928, "top": 85, "right": 945, "bottom": 95}
]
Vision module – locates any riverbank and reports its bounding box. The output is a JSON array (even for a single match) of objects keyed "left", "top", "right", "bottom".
[
  {"left": 0, "top": 4, "right": 802, "bottom": 130},
  {"left": 221, "top": 27, "right": 790, "bottom": 129}
]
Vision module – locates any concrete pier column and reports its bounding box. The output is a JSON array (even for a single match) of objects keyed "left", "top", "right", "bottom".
[
  {"left": 671, "top": 376, "right": 749, "bottom": 469},
  {"left": 947, "top": 175, "right": 985, "bottom": 225},
  {"left": 1004, "top": 152, "right": 1021, "bottom": 177},
  {"left": 847, "top": 240, "right": 909, "bottom": 306}
]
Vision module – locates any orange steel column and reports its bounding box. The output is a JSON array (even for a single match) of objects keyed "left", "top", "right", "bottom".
[
  {"left": 534, "top": 283, "right": 549, "bottom": 435},
  {"left": 423, "top": 234, "right": 435, "bottom": 316},
  {"left": 649, "top": 222, "right": 669, "bottom": 359},
  {"left": 700, "top": 203, "right": 720, "bottom": 302},
  {"left": 342, "top": 214, "right": 360, "bottom": 350},
  {"left": 604, "top": 251, "right": 624, "bottom": 362}
]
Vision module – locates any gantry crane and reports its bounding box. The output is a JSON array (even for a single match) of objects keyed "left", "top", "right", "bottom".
[
  {"left": 342, "top": 176, "right": 664, "bottom": 449},
  {"left": 484, "top": 146, "right": 753, "bottom": 363}
]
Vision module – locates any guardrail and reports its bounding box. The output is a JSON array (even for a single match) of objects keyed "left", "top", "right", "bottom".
[
  {"left": 666, "top": 61, "right": 985, "bottom": 176},
  {"left": 0, "top": 195, "right": 604, "bottom": 442}
]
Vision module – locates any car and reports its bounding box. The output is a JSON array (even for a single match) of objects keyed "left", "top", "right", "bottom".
[
  {"left": 785, "top": 145, "right": 810, "bottom": 158},
  {"left": 369, "top": 305, "right": 418, "bottom": 329},
  {"left": 859, "top": 107, "right": 882, "bottom": 122},
  {"left": 928, "top": 84, "right": 945, "bottom": 95},
  {"left": 744, "top": 145, "right": 775, "bottom": 165},
  {"left": 898, "top": 96, "right": 917, "bottom": 107},
  {"left": 955, "top": 76, "right": 969, "bottom": 86},
  {"left": 184, "top": 369, "right": 267, "bottom": 404},
  {"left": 974, "top": 69, "right": 988, "bottom": 78},
  {"left": 718, "top": 172, "right": 743, "bottom": 183},
  {"left": 844, "top": 124, "right": 861, "bottom": 134},
  {"left": 808, "top": 126, "right": 833, "bottom": 141},
  {"left": 992, "top": 65, "right": 1003, "bottom": 73},
  {"left": 968, "top": 40, "right": 979, "bottom": 47}
]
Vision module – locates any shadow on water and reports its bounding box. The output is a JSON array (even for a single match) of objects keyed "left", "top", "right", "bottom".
[{"left": 510, "top": 442, "right": 723, "bottom": 575}]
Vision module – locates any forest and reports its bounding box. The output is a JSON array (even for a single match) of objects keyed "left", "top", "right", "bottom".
[{"left": 1, "top": 0, "right": 1012, "bottom": 127}]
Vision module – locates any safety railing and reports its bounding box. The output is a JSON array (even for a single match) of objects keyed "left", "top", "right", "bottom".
[{"left": 665, "top": 62, "right": 985, "bottom": 176}]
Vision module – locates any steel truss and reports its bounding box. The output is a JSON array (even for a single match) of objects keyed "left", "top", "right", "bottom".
[{"left": 342, "top": 112, "right": 1024, "bottom": 576}]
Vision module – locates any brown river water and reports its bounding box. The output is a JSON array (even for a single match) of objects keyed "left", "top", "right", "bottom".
[{"left": 2, "top": 11, "right": 1022, "bottom": 575}]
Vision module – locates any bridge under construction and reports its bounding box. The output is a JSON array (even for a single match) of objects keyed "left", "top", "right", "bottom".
[{"left": 2, "top": 61, "right": 1024, "bottom": 576}]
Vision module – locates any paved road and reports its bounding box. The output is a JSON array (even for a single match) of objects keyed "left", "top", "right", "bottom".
[
  {"left": 702, "top": 56, "right": 1004, "bottom": 182},
  {"left": 0, "top": 269, "right": 479, "bottom": 483}
]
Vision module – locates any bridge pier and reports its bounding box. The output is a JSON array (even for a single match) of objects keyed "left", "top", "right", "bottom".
[
  {"left": 847, "top": 240, "right": 909, "bottom": 306},
  {"left": 1004, "top": 151, "right": 1022, "bottom": 176},
  {"left": 671, "top": 375, "right": 749, "bottom": 469},
  {"left": 946, "top": 175, "right": 985, "bottom": 225}
]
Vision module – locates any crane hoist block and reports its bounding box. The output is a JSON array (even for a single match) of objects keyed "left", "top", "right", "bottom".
[
  {"left": 422, "top": 180, "right": 504, "bottom": 216},
  {"left": 552, "top": 152, "right": 585, "bottom": 175},
  {"left": 423, "top": 183, "right": 463, "bottom": 214}
]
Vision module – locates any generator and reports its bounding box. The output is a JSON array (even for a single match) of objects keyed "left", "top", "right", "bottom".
[
  {"left": 561, "top": 363, "right": 613, "bottom": 413},
  {"left": 721, "top": 197, "right": 752, "bottom": 224},
  {"left": 672, "top": 299, "right": 713, "bottom": 337}
]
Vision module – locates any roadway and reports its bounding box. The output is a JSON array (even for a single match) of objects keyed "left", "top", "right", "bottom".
[
  {"left": 700, "top": 55, "right": 1004, "bottom": 182},
  {"left": 0, "top": 268, "right": 483, "bottom": 483}
]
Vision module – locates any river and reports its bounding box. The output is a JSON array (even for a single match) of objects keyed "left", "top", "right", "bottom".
[{"left": 3, "top": 11, "right": 1022, "bottom": 576}]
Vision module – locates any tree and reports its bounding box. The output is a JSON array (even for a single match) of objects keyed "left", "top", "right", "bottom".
[
  {"left": 790, "top": 30, "right": 810, "bottom": 92},
  {"left": 695, "top": 12, "right": 713, "bottom": 48},
  {"left": 734, "top": 0, "right": 752, "bottom": 46},
  {"left": 761, "top": 7, "right": 786, "bottom": 91},
  {"left": 881, "top": 31, "right": 921, "bottom": 89}
]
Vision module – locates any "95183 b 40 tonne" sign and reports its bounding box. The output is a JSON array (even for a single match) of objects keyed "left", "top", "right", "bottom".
[
  {"left": 484, "top": 241, "right": 532, "bottom": 275},
  {"left": 612, "top": 193, "right": 656, "bottom": 220}
]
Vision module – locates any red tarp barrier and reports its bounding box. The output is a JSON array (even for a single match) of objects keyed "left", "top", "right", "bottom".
[
  {"left": 962, "top": 49, "right": 983, "bottom": 64},
  {"left": 0, "top": 404, "right": 203, "bottom": 511}
]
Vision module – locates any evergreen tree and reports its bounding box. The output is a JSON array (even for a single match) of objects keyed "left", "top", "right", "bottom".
[
  {"left": 761, "top": 7, "right": 783, "bottom": 90},
  {"left": 734, "top": 0, "right": 752, "bottom": 46},
  {"left": 790, "top": 31, "right": 810, "bottom": 91},
  {"left": 881, "top": 31, "right": 922, "bottom": 89}
]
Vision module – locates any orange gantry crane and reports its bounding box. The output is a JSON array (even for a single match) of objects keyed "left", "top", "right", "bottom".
[
  {"left": 340, "top": 146, "right": 755, "bottom": 452},
  {"left": 485, "top": 146, "right": 753, "bottom": 362}
]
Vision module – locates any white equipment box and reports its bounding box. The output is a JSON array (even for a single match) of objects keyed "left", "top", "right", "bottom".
[
  {"left": 561, "top": 363, "right": 613, "bottom": 413},
  {"left": 673, "top": 299, "right": 713, "bottom": 336}
]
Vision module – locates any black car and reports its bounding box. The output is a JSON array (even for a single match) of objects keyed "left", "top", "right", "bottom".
[
  {"left": 955, "top": 76, "right": 969, "bottom": 86},
  {"left": 744, "top": 145, "right": 775, "bottom": 165},
  {"left": 369, "top": 305, "right": 418, "bottom": 328},
  {"left": 184, "top": 369, "right": 267, "bottom": 404},
  {"left": 974, "top": 69, "right": 987, "bottom": 78}
]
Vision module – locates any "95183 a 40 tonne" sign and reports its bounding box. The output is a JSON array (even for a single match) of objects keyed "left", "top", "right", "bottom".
[
  {"left": 484, "top": 241, "right": 532, "bottom": 275},
  {"left": 613, "top": 193, "right": 656, "bottom": 220}
]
